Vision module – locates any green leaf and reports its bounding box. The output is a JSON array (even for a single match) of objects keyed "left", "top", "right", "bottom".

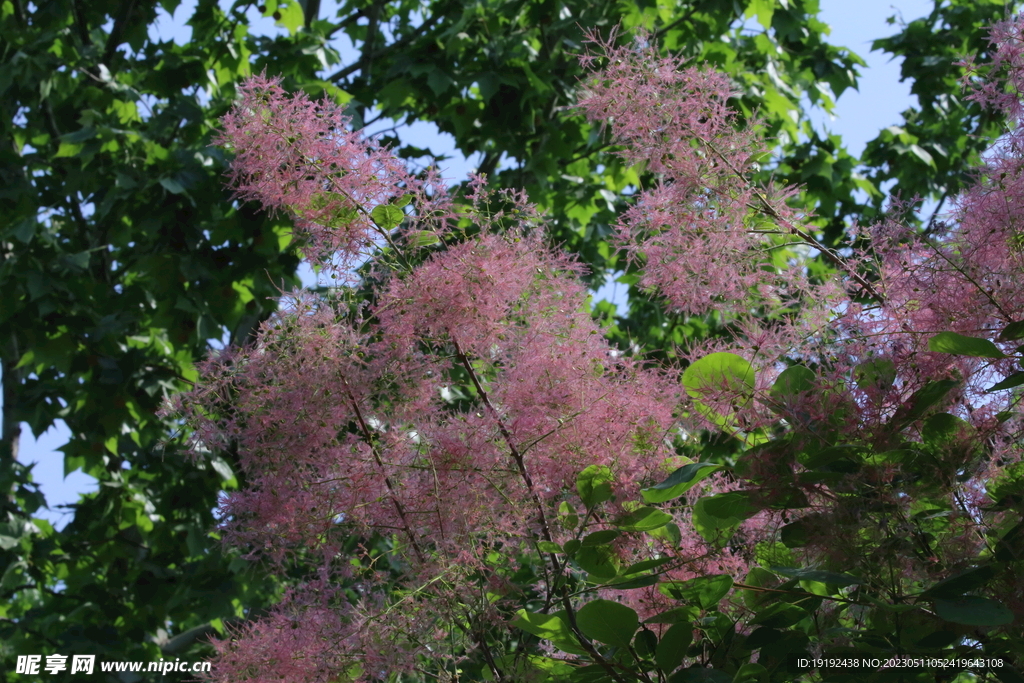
[
  {"left": 742, "top": 627, "right": 785, "bottom": 650},
  {"left": 746, "top": 0, "right": 775, "bottom": 30},
  {"left": 734, "top": 663, "right": 769, "bottom": 683},
  {"left": 989, "top": 372, "right": 1024, "bottom": 392},
  {"left": 660, "top": 574, "right": 733, "bottom": 609},
  {"left": 998, "top": 320, "right": 1024, "bottom": 341},
  {"left": 655, "top": 622, "right": 692, "bottom": 674},
  {"left": 769, "top": 566, "right": 863, "bottom": 587},
  {"left": 898, "top": 379, "right": 959, "bottom": 422},
  {"left": 701, "top": 492, "right": 760, "bottom": 520},
  {"left": 581, "top": 530, "right": 620, "bottom": 546},
  {"left": 576, "top": 465, "right": 614, "bottom": 508},
  {"left": 928, "top": 332, "right": 1005, "bottom": 359},
  {"left": 922, "top": 412, "right": 970, "bottom": 447},
  {"left": 404, "top": 230, "right": 440, "bottom": 248},
  {"left": 692, "top": 493, "right": 760, "bottom": 548},
  {"left": 159, "top": 177, "right": 186, "bottom": 194},
  {"left": 769, "top": 365, "right": 815, "bottom": 400},
  {"left": 622, "top": 557, "right": 672, "bottom": 575},
  {"left": 933, "top": 596, "right": 1014, "bottom": 626},
  {"left": 779, "top": 520, "right": 809, "bottom": 548},
  {"left": 576, "top": 545, "right": 619, "bottom": 579},
  {"left": 683, "top": 352, "right": 755, "bottom": 403},
  {"left": 920, "top": 565, "right": 998, "bottom": 599},
  {"left": 274, "top": 0, "right": 305, "bottom": 35},
  {"left": 54, "top": 141, "right": 84, "bottom": 158},
  {"left": 642, "top": 462, "right": 724, "bottom": 503},
  {"left": 908, "top": 143, "right": 935, "bottom": 167},
  {"left": 648, "top": 521, "right": 681, "bottom": 547},
  {"left": 644, "top": 606, "right": 699, "bottom": 625},
  {"left": 427, "top": 68, "right": 455, "bottom": 96},
  {"left": 750, "top": 602, "right": 808, "bottom": 629},
  {"left": 512, "top": 610, "right": 587, "bottom": 655},
  {"left": 615, "top": 506, "right": 673, "bottom": 532},
  {"left": 576, "top": 599, "right": 638, "bottom": 647},
  {"left": 853, "top": 358, "right": 897, "bottom": 390},
  {"left": 558, "top": 500, "right": 579, "bottom": 530},
  {"left": 370, "top": 204, "right": 405, "bottom": 230},
  {"left": 635, "top": 629, "right": 658, "bottom": 658}
]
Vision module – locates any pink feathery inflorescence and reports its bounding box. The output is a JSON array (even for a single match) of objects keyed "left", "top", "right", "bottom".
[
  {"left": 170, "top": 16, "right": 1024, "bottom": 680},
  {"left": 575, "top": 29, "right": 807, "bottom": 316},
  {"left": 216, "top": 74, "right": 452, "bottom": 275}
]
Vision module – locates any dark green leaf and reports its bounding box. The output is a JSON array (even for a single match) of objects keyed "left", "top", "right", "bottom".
[
  {"left": 770, "top": 566, "right": 863, "bottom": 587},
  {"left": 750, "top": 602, "right": 808, "bottom": 629},
  {"left": 998, "top": 320, "right": 1024, "bottom": 341},
  {"left": 854, "top": 357, "right": 897, "bottom": 390},
  {"left": 512, "top": 610, "right": 587, "bottom": 654},
  {"left": 933, "top": 596, "right": 1014, "bottom": 626},
  {"left": 692, "top": 493, "right": 760, "bottom": 547},
  {"left": 576, "top": 599, "right": 638, "bottom": 647},
  {"left": 644, "top": 606, "right": 699, "bottom": 625},
  {"left": 641, "top": 462, "right": 724, "bottom": 503},
  {"left": 581, "top": 530, "right": 620, "bottom": 546},
  {"left": 928, "top": 332, "right": 1005, "bottom": 359},
  {"left": 920, "top": 565, "right": 998, "bottom": 599},
  {"left": 615, "top": 507, "right": 673, "bottom": 532},
  {"left": 655, "top": 622, "right": 692, "bottom": 674},
  {"left": 576, "top": 546, "right": 619, "bottom": 579},
  {"left": 576, "top": 465, "right": 614, "bottom": 508},
  {"left": 897, "top": 379, "right": 959, "bottom": 422},
  {"left": 659, "top": 575, "right": 733, "bottom": 609},
  {"left": 669, "top": 668, "right": 733, "bottom": 683},
  {"left": 769, "top": 364, "right": 815, "bottom": 400},
  {"left": 780, "top": 520, "right": 810, "bottom": 548},
  {"left": 989, "top": 372, "right": 1024, "bottom": 392}
]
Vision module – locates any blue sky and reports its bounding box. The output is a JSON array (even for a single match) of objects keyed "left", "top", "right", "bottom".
[{"left": 13, "top": 0, "right": 935, "bottom": 528}]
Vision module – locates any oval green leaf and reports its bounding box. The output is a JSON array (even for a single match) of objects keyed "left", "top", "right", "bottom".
[
  {"left": 576, "top": 599, "right": 639, "bottom": 648},
  {"left": 934, "top": 596, "right": 1014, "bottom": 626},
  {"left": 615, "top": 506, "right": 673, "bottom": 532},
  {"left": 655, "top": 622, "right": 692, "bottom": 674},
  {"left": 683, "top": 352, "right": 755, "bottom": 400},
  {"left": 512, "top": 610, "right": 587, "bottom": 655},
  {"left": 769, "top": 364, "right": 815, "bottom": 400},
  {"left": 641, "top": 462, "right": 724, "bottom": 503},
  {"left": 853, "top": 357, "right": 897, "bottom": 390},
  {"left": 370, "top": 203, "right": 405, "bottom": 230},
  {"left": 576, "top": 465, "right": 614, "bottom": 509}
]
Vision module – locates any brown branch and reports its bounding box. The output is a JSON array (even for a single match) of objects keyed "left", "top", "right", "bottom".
[
  {"left": 450, "top": 340, "right": 630, "bottom": 683},
  {"left": 700, "top": 137, "right": 884, "bottom": 303},
  {"left": 343, "top": 382, "right": 426, "bottom": 563}
]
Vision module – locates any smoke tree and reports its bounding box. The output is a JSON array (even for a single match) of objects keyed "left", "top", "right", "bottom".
[{"left": 173, "top": 17, "right": 1024, "bottom": 683}]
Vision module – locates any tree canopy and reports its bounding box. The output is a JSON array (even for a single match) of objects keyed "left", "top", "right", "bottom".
[{"left": 0, "top": 0, "right": 1017, "bottom": 678}]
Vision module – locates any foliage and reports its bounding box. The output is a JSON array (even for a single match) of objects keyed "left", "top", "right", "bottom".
[
  {"left": 1, "top": 0, "right": 1018, "bottom": 679},
  {"left": 173, "top": 14, "right": 1024, "bottom": 683},
  {"left": 0, "top": 0, "right": 326, "bottom": 674}
]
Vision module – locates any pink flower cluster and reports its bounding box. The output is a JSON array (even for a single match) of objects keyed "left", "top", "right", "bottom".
[
  {"left": 216, "top": 75, "right": 452, "bottom": 275},
  {"left": 576, "top": 29, "right": 807, "bottom": 316},
  {"left": 170, "top": 18, "right": 1024, "bottom": 680}
]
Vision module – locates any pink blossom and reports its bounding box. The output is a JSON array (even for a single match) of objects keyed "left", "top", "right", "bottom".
[{"left": 216, "top": 74, "right": 452, "bottom": 275}]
